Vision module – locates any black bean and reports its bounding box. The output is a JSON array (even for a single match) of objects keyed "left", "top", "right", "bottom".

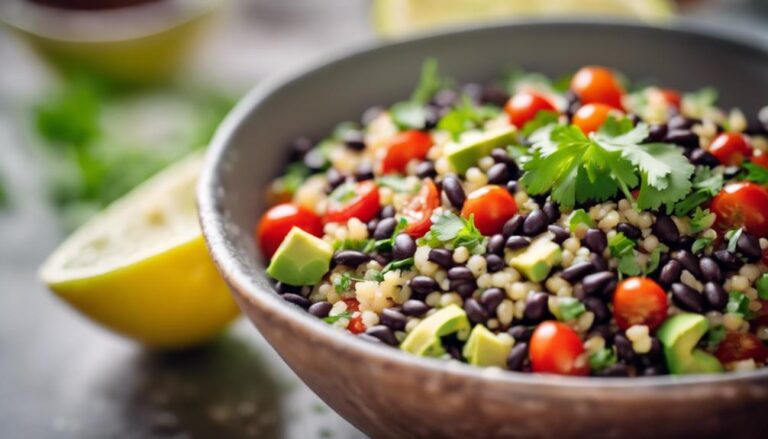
[
  {"left": 464, "top": 298, "right": 489, "bottom": 325},
  {"left": 409, "top": 275, "right": 437, "bottom": 296},
  {"left": 480, "top": 288, "right": 505, "bottom": 315},
  {"left": 392, "top": 234, "right": 416, "bottom": 259},
  {"left": 308, "top": 301, "right": 333, "bottom": 318},
  {"left": 502, "top": 215, "right": 525, "bottom": 238},
  {"left": 590, "top": 253, "right": 608, "bottom": 272},
  {"left": 522, "top": 210, "right": 548, "bottom": 236},
  {"left": 491, "top": 148, "right": 516, "bottom": 167},
  {"left": 487, "top": 234, "right": 505, "bottom": 256},
  {"left": 487, "top": 163, "right": 511, "bottom": 185},
  {"left": 582, "top": 229, "right": 607, "bottom": 254},
  {"left": 647, "top": 338, "right": 664, "bottom": 361},
  {"left": 402, "top": 299, "right": 429, "bottom": 316},
  {"left": 372, "top": 218, "right": 396, "bottom": 240},
  {"left": 617, "top": 223, "right": 641, "bottom": 240},
  {"left": 564, "top": 90, "right": 580, "bottom": 118},
  {"left": 282, "top": 293, "right": 311, "bottom": 309},
  {"left": 354, "top": 162, "right": 374, "bottom": 181},
  {"left": 416, "top": 161, "right": 437, "bottom": 179},
  {"left": 560, "top": 261, "right": 595, "bottom": 283},
  {"left": 380, "top": 205, "right": 395, "bottom": 218},
  {"left": 365, "top": 325, "right": 397, "bottom": 346},
  {"left": 548, "top": 225, "right": 569, "bottom": 244},
  {"left": 584, "top": 297, "right": 610, "bottom": 324},
  {"left": 699, "top": 257, "right": 723, "bottom": 283},
  {"left": 582, "top": 272, "right": 616, "bottom": 296},
  {"left": 442, "top": 175, "right": 466, "bottom": 209},
  {"left": 361, "top": 106, "right": 384, "bottom": 125},
  {"left": 689, "top": 148, "right": 720, "bottom": 167},
  {"left": 507, "top": 343, "right": 528, "bottom": 371},
  {"left": 714, "top": 250, "right": 740, "bottom": 271},
  {"left": 672, "top": 250, "right": 702, "bottom": 278},
  {"left": 367, "top": 218, "right": 379, "bottom": 235},
  {"left": 653, "top": 215, "right": 679, "bottom": 244},
  {"left": 481, "top": 84, "right": 510, "bottom": 107},
  {"left": 455, "top": 282, "right": 477, "bottom": 298},
  {"left": 646, "top": 124, "right": 668, "bottom": 142},
  {"left": 671, "top": 283, "right": 707, "bottom": 313},
  {"left": 506, "top": 181, "right": 519, "bottom": 195},
  {"left": 448, "top": 266, "right": 474, "bottom": 281},
  {"left": 737, "top": 232, "right": 762, "bottom": 261},
  {"left": 664, "top": 129, "right": 699, "bottom": 149},
  {"left": 658, "top": 260, "right": 682, "bottom": 287},
  {"left": 602, "top": 278, "right": 618, "bottom": 299},
  {"left": 505, "top": 235, "right": 531, "bottom": 250},
  {"left": 524, "top": 292, "right": 549, "bottom": 322},
  {"left": 508, "top": 325, "right": 533, "bottom": 342},
  {"left": 485, "top": 254, "right": 505, "bottom": 273},
  {"left": 614, "top": 334, "right": 636, "bottom": 363},
  {"left": 599, "top": 364, "right": 630, "bottom": 377},
  {"left": 543, "top": 202, "right": 560, "bottom": 223},
  {"left": 275, "top": 281, "right": 302, "bottom": 295},
  {"left": 380, "top": 308, "right": 407, "bottom": 331},
  {"left": 703, "top": 282, "right": 728, "bottom": 311},
  {"left": 428, "top": 248, "right": 454, "bottom": 268},
  {"left": 589, "top": 325, "right": 612, "bottom": 343},
  {"left": 333, "top": 250, "right": 370, "bottom": 267},
  {"left": 673, "top": 235, "right": 694, "bottom": 252},
  {"left": 326, "top": 168, "right": 346, "bottom": 192},
  {"left": 423, "top": 106, "right": 439, "bottom": 130},
  {"left": 342, "top": 130, "right": 366, "bottom": 150},
  {"left": 668, "top": 114, "right": 696, "bottom": 130}
]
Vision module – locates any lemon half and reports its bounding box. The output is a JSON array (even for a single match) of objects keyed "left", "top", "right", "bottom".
[
  {"left": 40, "top": 153, "right": 239, "bottom": 349},
  {"left": 373, "top": 0, "right": 674, "bottom": 37}
]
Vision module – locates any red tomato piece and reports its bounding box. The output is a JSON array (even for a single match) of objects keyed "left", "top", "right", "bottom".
[
  {"left": 460, "top": 185, "right": 518, "bottom": 236},
  {"left": 752, "top": 153, "right": 768, "bottom": 169},
  {"left": 257, "top": 203, "right": 323, "bottom": 258},
  {"left": 708, "top": 133, "right": 753, "bottom": 166},
  {"left": 715, "top": 333, "right": 768, "bottom": 364},
  {"left": 711, "top": 182, "right": 768, "bottom": 238},
  {"left": 347, "top": 315, "right": 366, "bottom": 334},
  {"left": 504, "top": 91, "right": 557, "bottom": 128},
  {"left": 381, "top": 130, "right": 432, "bottom": 174},
  {"left": 658, "top": 88, "right": 681, "bottom": 109},
  {"left": 570, "top": 66, "right": 624, "bottom": 110},
  {"left": 324, "top": 181, "right": 381, "bottom": 225},
  {"left": 612, "top": 277, "right": 668, "bottom": 331},
  {"left": 343, "top": 298, "right": 360, "bottom": 312},
  {"left": 572, "top": 103, "right": 616, "bottom": 135},
  {"left": 529, "top": 321, "right": 589, "bottom": 376},
  {"left": 403, "top": 179, "right": 441, "bottom": 238}
]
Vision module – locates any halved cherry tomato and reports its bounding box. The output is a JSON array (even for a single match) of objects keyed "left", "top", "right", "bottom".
[
  {"left": 711, "top": 182, "right": 768, "bottom": 237},
  {"left": 570, "top": 66, "right": 624, "bottom": 110},
  {"left": 529, "top": 321, "right": 589, "bottom": 376},
  {"left": 572, "top": 103, "right": 616, "bottom": 135},
  {"left": 381, "top": 130, "right": 432, "bottom": 174},
  {"left": 715, "top": 333, "right": 768, "bottom": 364},
  {"left": 343, "top": 298, "right": 360, "bottom": 312},
  {"left": 708, "top": 133, "right": 753, "bottom": 166},
  {"left": 658, "top": 88, "right": 681, "bottom": 109},
  {"left": 347, "top": 315, "right": 366, "bottom": 334},
  {"left": 324, "top": 180, "right": 380, "bottom": 224},
  {"left": 257, "top": 203, "right": 323, "bottom": 258},
  {"left": 504, "top": 91, "right": 557, "bottom": 128},
  {"left": 612, "top": 277, "right": 668, "bottom": 331},
  {"left": 460, "top": 185, "right": 518, "bottom": 236},
  {"left": 402, "top": 179, "right": 440, "bottom": 238}
]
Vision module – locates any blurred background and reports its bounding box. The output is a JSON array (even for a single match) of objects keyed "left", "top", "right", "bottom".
[{"left": 0, "top": 1, "right": 766, "bottom": 438}]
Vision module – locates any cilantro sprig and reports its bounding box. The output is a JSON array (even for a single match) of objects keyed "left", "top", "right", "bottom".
[
  {"left": 419, "top": 211, "right": 486, "bottom": 253},
  {"left": 742, "top": 161, "right": 768, "bottom": 185},
  {"left": 438, "top": 96, "right": 501, "bottom": 140},
  {"left": 390, "top": 59, "right": 450, "bottom": 130},
  {"left": 674, "top": 167, "right": 723, "bottom": 216}
]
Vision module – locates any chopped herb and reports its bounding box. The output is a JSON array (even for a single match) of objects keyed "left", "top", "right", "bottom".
[
  {"left": 691, "top": 236, "right": 714, "bottom": 255},
  {"left": 328, "top": 182, "right": 357, "bottom": 204},
  {"left": 369, "top": 270, "right": 385, "bottom": 282},
  {"left": 280, "top": 162, "right": 311, "bottom": 195},
  {"left": 608, "top": 232, "right": 635, "bottom": 257},
  {"left": 726, "top": 291, "right": 750, "bottom": 316},
  {"left": 420, "top": 212, "right": 486, "bottom": 252},
  {"left": 376, "top": 175, "right": 420, "bottom": 193},
  {"left": 390, "top": 101, "right": 427, "bottom": 130},
  {"left": 645, "top": 244, "right": 665, "bottom": 274},
  {"left": 597, "top": 115, "right": 635, "bottom": 137},
  {"left": 375, "top": 217, "right": 409, "bottom": 252},
  {"left": 382, "top": 257, "right": 415, "bottom": 274},
  {"left": 391, "top": 59, "right": 450, "bottom": 130},
  {"left": 689, "top": 207, "right": 716, "bottom": 233},
  {"left": 323, "top": 311, "right": 353, "bottom": 324},
  {"left": 558, "top": 297, "right": 586, "bottom": 321},
  {"left": 333, "top": 272, "right": 353, "bottom": 293},
  {"left": 567, "top": 209, "right": 596, "bottom": 232},
  {"left": 506, "top": 144, "right": 530, "bottom": 166},
  {"left": 726, "top": 228, "right": 743, "bottom": 253},
  {"left": 743, "top": 161, "right": 768, "bottom": 185},
  {"left": 706, "top": 324, "right": 726, "bottom": 350},
  {"left": 682, "top": 87, "right": 718, "bottom": 117},
  {"left": 520, "top": 110, "right": 559, "bottom": 137},
  {"left": 410, "top": 58, "right": 448, "bottom": 104},
  {"left": 618, "top": 253, "right": 643, "bottom": 277},
  {"left": 589, "top": 348, "right": 617, "bottom": 372},
  {"left": 333, "top": 238, "right": 375, "bottom": 253},
  {"left": 438, "top": 96, "right": 501, "bottom": 140},
  {"left": 756, "top": 273, "right": 768, "bottom": 300},
  {"left": 674, "top": 167, "right": 724, "bottom": 216}
]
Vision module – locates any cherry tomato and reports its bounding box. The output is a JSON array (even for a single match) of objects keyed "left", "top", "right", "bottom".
[
  {"left": 529, "top": 321, "right": 589, "bottom": 376},
  {"left": 343, "top": 298, "right": 360, "bottom": 312},
  {"left": 708, "top": 133, "right": 753, "bottom": 166},
  {"left": 612, "top": 277, "right": 668, "bottom": 331},
  {"left": 324, "top": 180, "right": 380, "bottom": 224},
  {"left": 658, "top": 88, "right": 681, "bottom": 109},
  {"left": 715, "top": 333, "right": 768, "bottom": 364},
  {"left": 381, "top": 130, "right": 432, "bottom": 174},
  {"left": 570, "top": 66, "right": 624, "bottom": 110},
  {"left": 752, "top": 152, "right": 768, "bottom": 169},
  {"left": 402, "top": 179, "right": 440, "bottom": 238},
  {"left": 460, "top": 185, "right": 518, "bottom": 236},
  {"left": 711, "top": 182, "right": 768, "bottom": 237},
  {"left": 572, "top": 103, "right": 616, "bottom": 135},
  {"left": 504, "top": 91, "right": 557, "bottom": 128},
  {"left": 257, "top": 203, "right": 323, "bottom": 258},
  {"left": 347, "top": 315, "right": 366, "bottom": 334}
]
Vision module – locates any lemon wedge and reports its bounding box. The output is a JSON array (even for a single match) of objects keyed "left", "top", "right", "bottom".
[
  {"left": 373, "top": 0, "right": 675, "bottom": 37},
  {"left": 40, "top": 153, "right": 239, "bottom": 349}
]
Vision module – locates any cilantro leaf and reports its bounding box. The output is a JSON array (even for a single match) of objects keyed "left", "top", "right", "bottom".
[
  {"left": 726, "top": 228, "right": 743, "bottom": 253},
  {"left": 420, "top": 211, "right": 486, "bottom": 252},
  {"left": 567, "top": 209, "right": 596, "bottom": 232},
  {"left": 410, "top": 58, "right": 447, "bottom": 104},
  {"left": 692, "top": 236, "right": 714, "bottom": 255},
  {"left": 323, "top": 311, "right": 353, "bottom": 324},
  {"left": 329, "top": 182, "right": 358, "bottom": 204},
  {"left": 333, "top": 238, "right": 375, "bottom": 253},
  {"left": 743, "top": 161, "right": 768, "bottom": 185},
  {"left": 382, "top": 257, "right": 415, "bottom": 274},
  {"left": 706, "top": 325, "right": 726, "bottom": 350},
  {"left": 558, "top": 298, "right": 586, "bottom": 321},
  {"left": 333, "top": 272, "right": 353, "bottom": 293},
  {"left": 589, "top": 348, "right": 617, "bottom": 372},
  {"left": 597, "top": 116, "right": 635, "bottom": 137},
  {"left": 618, "top": 253, "right": 643, "bottom": 277},
  {"left": 520, "top": 110, "right": 559, "bottom": 137},
  {"left": 756, "top": 273, "right": 768, "bottom": 300},
  {"left": 390, "top": 101, "right": 427, "bottom": 130},
  {"left": 437, "top": 96, "right": 501, "bottom": 140},
  {"left": 376, "top": 175, "right": 420, "bottom": 193},
  {"left": 689, "top": 207, "right": 716, "bottom": 233},
  {"left": 726, "top": 291, "right": 750, "bottom": 316},
  {"left": 682, "top": 87, "right": 718, "bottom": 117},
  {"left": 608, "top": 232, "right": 635, "bottom": 257}
]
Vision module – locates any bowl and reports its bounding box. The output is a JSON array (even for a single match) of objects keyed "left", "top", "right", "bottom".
[{"left": 198, "top": 21, "right": 768, "bottom": 438}]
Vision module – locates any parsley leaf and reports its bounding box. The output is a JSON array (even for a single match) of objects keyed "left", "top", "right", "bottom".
[
  {"left": 689, "top": 207, "right": 716, "bottom": 233},
  {"left": 743, "top": 161, "right": 768, "bottom": 185},
  {"left": 420, "top": 212, "right": 486, "bottom": 252},
  {"left": 437, "top": 96, "right": 501, "bottom": 140},
  {"left": 323, "top": 311, "right": 353, "bottom": 324}
]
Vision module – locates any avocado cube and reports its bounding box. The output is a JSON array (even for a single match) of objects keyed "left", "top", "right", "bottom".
[
  {"left": 462, "top": 324, "right": 513, "bottom": 368},
  {"left": 657, "top": 313, "right": 723, "bottom": 375},
  {"left": 509, "top": 237, "right": 563, "bottom": 282},
  {"left": 445, "top": 127, "right": 516, "bottom": 174},
  {"left": 400, "top": 305, "right": 470, "bottom": 357},
  {"left": 266, "top": 227, "right": 333, "bottom": 286}
]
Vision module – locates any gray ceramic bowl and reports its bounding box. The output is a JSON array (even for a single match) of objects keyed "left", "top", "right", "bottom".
[{"left": 199, "top": 21, "right": 768, "bottom": 439}]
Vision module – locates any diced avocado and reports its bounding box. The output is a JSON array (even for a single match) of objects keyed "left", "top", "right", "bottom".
[
  {"left": 445, "top": 127, "right": 516, "bottom": 174},
  {"left": 509, "top": 237, "right": 563, "bottom": 282},
  {"left": 462, "top": 324, "right": 513, "bottom": 368},
  {"left": 400, "top": 304, "right": 470, "bottom": 357},
  {"left": 657, "top": 313, "right": 724, "bottom": 375},
  {"left": 266, "top": 227, "right": 333, "bottom": 286}
]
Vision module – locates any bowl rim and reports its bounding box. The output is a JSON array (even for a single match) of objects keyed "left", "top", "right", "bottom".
[{"left": 199, "top": 18, "right": 768, "bottom": 391}]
